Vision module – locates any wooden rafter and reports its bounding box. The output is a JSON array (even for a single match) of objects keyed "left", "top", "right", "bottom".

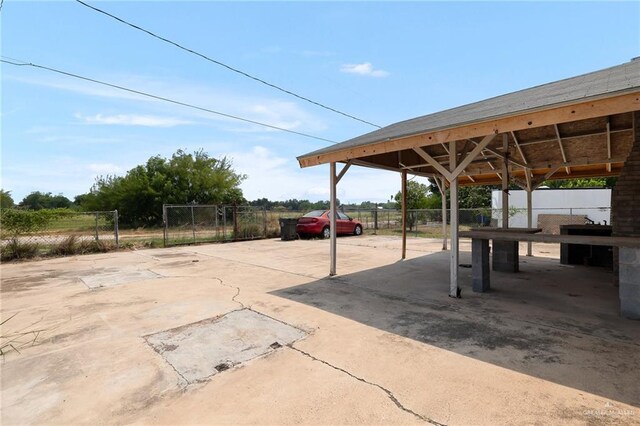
[
  {"left": 553, "top": 124, "right": 570, "bottom": 175},
  {"left": 467, "top": 139, "right": 529, "bottom": 170},
  {"left": 335, "top": 161, "right": 352, "bottom": 184},
  {"left": 480, "top": 150, "right": 501, "bottom": 180},
  {"left": 510, "top": 131, "right": 528, "bottom": 165},
  {"left": 510, "top": 126, "right": 631, "bottom": 147},
  {"left": 413, "top": 147, "right": 452, "bottom": 181},
  {"left": 298, "top": 92, "right": 640, "bottom": 168},
  {"left": 531, "top": 166, "right": 562, "bottom": 190},
  {"left": 525, "top": 156, "right": 626, "bottom": 171}
]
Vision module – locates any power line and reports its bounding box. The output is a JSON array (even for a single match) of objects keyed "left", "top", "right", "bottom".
[
  {"left": 74, "top": 0, "right": 382, "bottom": 129},
  {"left": 1, "top": 58, "right": 338, "bottom": 144}
]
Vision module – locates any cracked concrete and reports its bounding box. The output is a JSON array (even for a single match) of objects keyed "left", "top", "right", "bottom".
[
  {"left": 1, "top": 236, "right": 638, "bottom": 425},
  {"left": 287, "top": 344, "right": 444, "bottom": 425}
]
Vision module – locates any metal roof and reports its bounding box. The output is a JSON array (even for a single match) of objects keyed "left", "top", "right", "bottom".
[{"left": 298, "top": 59, "right": 640, "bottom": 162}]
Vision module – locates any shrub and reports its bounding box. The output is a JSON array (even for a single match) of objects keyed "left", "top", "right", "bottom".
[
  {"left": 0, "top": 239, "right": 39, "bottom": 261},
  {"left": 50, "top": 235, "right": 79, "bottom": 256},
  {"left": 77, "top": 239, "right": 114, "bottom": 254},
  {"left": 50, "top": 236, "right": 115, "bottom": 256}
]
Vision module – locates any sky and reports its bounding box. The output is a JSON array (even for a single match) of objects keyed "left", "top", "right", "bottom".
[{"left": 2, "top": 1, "right": 639, "bottom": 205}]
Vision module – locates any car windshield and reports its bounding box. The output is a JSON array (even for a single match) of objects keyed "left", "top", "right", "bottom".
[{"left": 302, "top": 210, "right": 325, "bottom": 218}]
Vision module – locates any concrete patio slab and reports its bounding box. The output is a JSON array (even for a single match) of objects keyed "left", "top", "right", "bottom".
[
  {"left": 145, "top": 309, "right": 307, "bottom": 384},
  {"left": 80, "top": 268, "right": 162, "bottom": 289},
  {"left": 1, "top": 235, "right": 638, "bottom": 425}
]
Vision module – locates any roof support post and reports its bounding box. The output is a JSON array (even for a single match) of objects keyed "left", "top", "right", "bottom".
[
  {"left": 449, "top": 140, "right": 459, "bottom": 298},
  {"left": 330, "top": 162, "right": 337, "bottom": 276},
  {"left": 436, "top": 177, "right": 448, "bottom": 250},
  {"left": 525, "top": 171, "right": 533, "bottom": 257},
  {"left": 502, "top": 133, "right": 510, "bottom": 229},
  {"left": 526, "top": 188, "right": 533, "bottom": 256},
  {"left": 401, "top": 170, "right": 407, "bottom": 259}
]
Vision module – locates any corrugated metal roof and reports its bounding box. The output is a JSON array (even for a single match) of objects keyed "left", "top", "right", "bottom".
[{"left": 298, "top": 59, "right": 640, "bottom": 160}]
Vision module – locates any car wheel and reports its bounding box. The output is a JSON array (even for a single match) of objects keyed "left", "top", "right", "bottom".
[
  {"left": 322, "top": 226, "right": 330, "bottom": 239},
  {"left": 354, "top": 225, "right": 363, "bottom": 236}
]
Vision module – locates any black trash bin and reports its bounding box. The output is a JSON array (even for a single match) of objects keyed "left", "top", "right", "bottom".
[{"left": 279, "top": 218, "right": 298, "bottom": 241}]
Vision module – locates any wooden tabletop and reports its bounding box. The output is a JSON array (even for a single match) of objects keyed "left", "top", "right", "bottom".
[{"left": 469, "top": 227, "right": 542, "bottom": 234}]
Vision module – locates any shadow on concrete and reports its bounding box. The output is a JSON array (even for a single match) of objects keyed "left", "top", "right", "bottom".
[{"left": 271, "top": 250, "right": 640, "bottom": 407}]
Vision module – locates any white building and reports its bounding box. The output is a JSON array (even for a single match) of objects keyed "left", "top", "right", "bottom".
[{"left": 491, "top": 188, "right": 611, "bottom": 229}]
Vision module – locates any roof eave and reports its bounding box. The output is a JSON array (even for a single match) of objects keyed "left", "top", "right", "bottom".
[{"left": 297, "top": 89, "right": 640, "bottom": 168}]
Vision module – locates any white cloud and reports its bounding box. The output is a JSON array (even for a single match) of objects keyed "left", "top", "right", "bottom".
[
  {"left": 219, "top": 146, "right": 404, "bottom": 204},
  {"left": 9, "top": 73, "right": 326, "bottom": 134},
  {"left": 76, "top": 113, "right": 191, "bottom": 127},
  {"left": 340, "top": 62, "right": 389, "bottom": 77},
  {"left": 88, "top": 163, "right": 124, "bottom": 175}
]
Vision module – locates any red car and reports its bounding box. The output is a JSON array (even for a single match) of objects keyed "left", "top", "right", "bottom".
[{"left": 296, "top": 210, "right": 363, "bottom": 239}]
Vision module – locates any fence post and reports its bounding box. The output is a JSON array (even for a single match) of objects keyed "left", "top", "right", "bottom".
[
  {"left": 222, "top": 206, "right": 227, "bottom": 241},
  {"left": 95, "top": 212, "right": 99, "bottom": 241},
  {"left": 232, "top": 205, "right": 238, "bottom": 240},
  {"left": 215, "top": 205, "right": 219, "bottom": 240},
  {"left": 374, "top": 205, "right": 378, "bottom": 234},
  {"left": 263, "top": 208, "right": 267, "bottom": 238},
  {"left": 114, "top": 210, "right": 119, "bottom": 247},
  {"left": 190, "top": 206, "right": 196, "bottom": 244},
  {"left": 162, "top": 204, "right": 168, "bottom": 247}
]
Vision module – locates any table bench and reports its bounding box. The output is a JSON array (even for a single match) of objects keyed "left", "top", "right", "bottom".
[{"left": 460, "top": 230, "right": 640, "bottom": 318}]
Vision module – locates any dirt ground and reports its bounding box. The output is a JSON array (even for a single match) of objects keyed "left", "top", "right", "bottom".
[{"left": 1, "top": 236, "right": 638, "bottom": 425}]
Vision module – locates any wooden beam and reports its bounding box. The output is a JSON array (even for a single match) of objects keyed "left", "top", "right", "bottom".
[
  {"left": 458, "top": 140, "right": 471, "bottom": 165},
  {"left": 554, "top": 124, "right": 570, "bottom": 175},
  {"left": 531, "top": 166, "right": 561, "bottom": 190},
  {"left": 413, "top": 147, "right": 453, "bottom": 181},
  {"left": 467, "top": 139, "right": 529, "bottom": 170},
  {"left": 451, "top": 134, "right": 496, "bottom": 178},
  {"left": 525, "top": 156, "right": 627, "bottom": 171},
  {"left": 335, "top": 161, "right": 352, "bottom": 184},
  {"left": 298, "top": 91, "right": 640, "bottom": 168},
  {"left": 508, "top": 126, "right": 631, "bottom": 147},
  {"left": 511, "top": 131, "right": 528, "bottom": 165},
  {"left": 480, "top": 150, "right": 502, "bottom": 180},
  {"left": 350, "top": 159, "right": 434, "bottom": 177}
]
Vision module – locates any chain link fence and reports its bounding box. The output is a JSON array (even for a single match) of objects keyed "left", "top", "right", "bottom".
[
  {"left": 0, "top": 210, "right": 119, "bottom": 260},
  {"left": 163, "top": 205, "right": 280, "bottom": 246},
  {"left": 343, "top": 206, "right": 611, "bottom": 237}
]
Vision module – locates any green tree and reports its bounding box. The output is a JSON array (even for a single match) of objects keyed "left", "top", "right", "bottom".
[
  {"left": 19, "top": 191, "right": 72, "bottom": 210},
  {"left": 0, "top": 189, "right": 14, "bottom": 209},
  {"left": 458, "top": 185, "right": 493, "bottom": 209},
  {"left": 79, "top": 150, "right": 246, "bottom": 227},
  {"left": 393, "top": 181, "right": 431, "bottom": 210},
  {"left": 543, "top": 177, "right": 617, "bottom": 188}
]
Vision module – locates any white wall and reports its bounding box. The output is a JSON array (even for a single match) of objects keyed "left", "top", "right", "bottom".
[{"left": 491, "top": 188, "right": 611, "bottom": 228}]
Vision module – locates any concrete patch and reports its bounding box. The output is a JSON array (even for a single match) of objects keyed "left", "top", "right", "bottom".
[
  {"left": 80, "top": 269, "right": 161, "bottom": 289},
  {"left": 145, "top": 309, "right": 306, "bottom": 384}
]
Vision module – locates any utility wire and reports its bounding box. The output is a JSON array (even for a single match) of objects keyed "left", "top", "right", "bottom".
[
  {"left": 74, "top": 0, "right": 382, "bottom": 129},
  {"left": 1, "top": 58, "right": 338, "bottom": 144}
]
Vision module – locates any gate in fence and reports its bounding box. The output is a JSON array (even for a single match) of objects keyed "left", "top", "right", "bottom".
[{"left": 163, "top": 204, "right": 271, "bottom": 246}]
